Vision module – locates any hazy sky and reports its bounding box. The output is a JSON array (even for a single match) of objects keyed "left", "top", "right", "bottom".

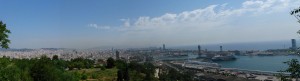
[{"left": 1, "top": 0, "right": 300, "bottom": 49}]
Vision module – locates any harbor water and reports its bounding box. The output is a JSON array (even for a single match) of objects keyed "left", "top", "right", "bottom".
[
  {"left": 159, "top": 54, "right": 300, "bottom": 72},
  {"left": 215, "top": 55, "right": 300, "bottom": 72}
]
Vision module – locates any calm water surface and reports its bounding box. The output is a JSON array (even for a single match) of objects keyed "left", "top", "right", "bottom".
[
  {"left": 158, "top": 54, "right": 300, "bottom": 72},
  {"left": 215, "top": 55, "right": 300, "bottom": 72}
]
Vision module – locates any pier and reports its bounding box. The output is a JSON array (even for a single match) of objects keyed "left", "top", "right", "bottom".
[{"left": 219, "top": 68, "right": 289, "bottom": 76}]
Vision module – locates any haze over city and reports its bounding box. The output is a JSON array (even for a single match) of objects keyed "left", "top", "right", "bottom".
[
  {"left": 3, "top": 0, "right": 300, "bottom": 81},
  {"left": 1, "top": 0, "right": 300, "bottom": 49}
]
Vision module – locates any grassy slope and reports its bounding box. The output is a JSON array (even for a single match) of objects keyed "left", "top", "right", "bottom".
[{"left": 70, "top": 68, "right": 118, "bottom": 81}]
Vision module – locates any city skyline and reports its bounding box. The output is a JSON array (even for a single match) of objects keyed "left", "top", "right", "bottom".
[{"left": 1, "top": 0, "right": 300, "bottom": 49}]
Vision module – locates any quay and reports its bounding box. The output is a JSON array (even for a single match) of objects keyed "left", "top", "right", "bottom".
[{"left": 167, "top": 61, "right": 288, "bottom": 81}]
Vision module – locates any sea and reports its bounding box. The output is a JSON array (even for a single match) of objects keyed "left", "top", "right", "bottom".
[
  {"left": 186, "top": 54, "right": 300, "bottom": 72},
  {"left": 215, "top": 55, "right": 300, "bottom": 72},
  {"left": 164, "top": 40, "right": 300, "bottom": 72},
  {"left": 158, "top": 54, "right": 300, "bottom": 72}
]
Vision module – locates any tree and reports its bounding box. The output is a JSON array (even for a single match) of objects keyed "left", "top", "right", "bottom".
[
  {"left": 68, "top": 57, "right": 94, "bottom": 69},
  {"left": 106, "top": 57, "right": 115, "bottom": 69},
  {"left": 276, "top": 73, "right": 291, "bottom": 81},
  {"left": 0, "top": 58, "right": 22, "bottom": 81},
  {"left": 115, "top": 59, "right": 126, "bottom": 70},
  {"left": 52, "top": 55, "right": 59, "bottom": 60},
  {"left": 0, "top": 55, "right": 79, "bottom": 81},
  {"left": 80, "top": 73, "right": 88, "bottom": 80},
  {"left": 180, "top": 70, "right": 195, "bottom": 81},
  {"left": 282, "top": 59, "right": 300, "bottom": 81},
  {"left": 143, "top": 62, "right": 156, "bottom": 81},
  {"left": 123, "top": 65, "right": 129, "bottom": 81},
  {"left": 128, "top": 62, "right": 143, "bottom": 72},
  {"left": 117, "top": 69, "right": 123, "bottom": 81},
  {"left": 0, "top": 21, "right": 11, "bottom": 49},
  {"left": 30, "top": 55, "right": 78, "bottom": 81}
]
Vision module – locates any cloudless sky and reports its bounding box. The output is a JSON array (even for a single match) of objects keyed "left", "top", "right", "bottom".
[{"left": 0, "top": 0, "right": 299, "bottom": 49}]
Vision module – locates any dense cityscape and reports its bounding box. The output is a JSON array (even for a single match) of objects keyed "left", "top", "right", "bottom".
[
  {"left": 2, "top": 0, "right": 300, "bottom": 81},
  {"left": 0, "top": 38, "right": 297, "bottom": 81}
]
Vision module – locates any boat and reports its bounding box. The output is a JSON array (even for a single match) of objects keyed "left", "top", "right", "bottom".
[
  {"left": 183, "top": 61, "right": 221, "bottom": 69},
  {"left": 256, "top": 52, "right": 274, "bottom": 56},
  {"left": 169, "top": 52, "right": 188, "bottom": 57},
  {"left": 211, "top": 54, "right": 236, "bottom": 61}
]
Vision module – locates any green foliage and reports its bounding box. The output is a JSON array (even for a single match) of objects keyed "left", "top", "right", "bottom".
[
  {"left": 129, "top": 70, "right": 144, "bottom": 81},
  {"left": 276, "top": 73, "right": 291, "bottom": 81},
  {"left": 117, "top": 69, "right": 124, "bottom": 81},
  {"left": 72, "top": 71, "right": 82, "bottom": 80},
  {"left": 128, "top": 61, "right": 158, "bottom": 81},
  {"left": 52, "top": 55, "right": 59, "bottom": 60},
  {"left": 0, "top": 63, "right": 22, "bottom": 81},
  {"left": 80, "top": 73, "right": 88, "bottom": 80},
  {"left": 91, "top": 73, "right": 98, "bottom": 79},
  {"left": 106, "top": 57, "right": 115, "bottom": 69},
  {"left": 284, "top": 59, "right": 300, "bottom": 78},
  {"left": 0, "top": 21, "right": 11, "bottom": 49},
  {"left": 0, "top": 55, "right": 159, "bottom": 81},
  {"left": 60, "top": 72, "right": 80, "bottom": 81},
  {"left": 179, "top": 71, "right": 194, "bottom": 81},
  {"left": 159, "top": 68, "right": 194, "bottom": 81},
  {"left": 278, "top": 59, "right": 300, "bottom": 81},
  {"left": 69, "top": 68, "right": 118, "bottom": 81},
  {"left": 115, "top": 59, "right": 127, "bottom": 70},
  {"left": 0, "top": 55, "right": 87, "bottom": 81},
  {"left": 143, "top": 62, "right": 156, "bottom": 81},
  {"left": 68, "top": 57, "right": 94, "bottom": 70},
  {"left": 30, "top": 55, "right": 79, "bottom": 81},
  {"left": 100, "top": 66, "right": 106, "bottom": 70},
  {"left": 128, "top": 62, "right": 144, "bottom": 73}
]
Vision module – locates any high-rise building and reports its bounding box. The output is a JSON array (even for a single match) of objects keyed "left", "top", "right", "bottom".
[
  {"left": 292, "top": 39, "right": 297, "bottom": 50},
  {"left": 116, "top": 51, "right": 120, "bottom": 60},
  {"left": 220, "top": 46, "right": 223, "bottom": 52},
  {"left": 163, "top": 44, "right": 166, "bottom": 50},
  {"left": 198, "top": 45, "right": 201, "bottom": 56}
]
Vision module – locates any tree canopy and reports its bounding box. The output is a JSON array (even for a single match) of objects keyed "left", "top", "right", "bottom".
[{"left": 0, "top": 21, "right": 11, "bottom": 49}]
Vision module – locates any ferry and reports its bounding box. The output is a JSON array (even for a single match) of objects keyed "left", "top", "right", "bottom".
[
  {"left": 183, "top": 61, "right": 221, "bottom": 69},
  {"left": 211, "top": 54, "right": 236, "bottom": 61}
]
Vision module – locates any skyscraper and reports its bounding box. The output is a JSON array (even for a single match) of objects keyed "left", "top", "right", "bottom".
[
  {"left": 291, "top": 39, "right": 297, "bottom": 50},
  {"left": 163, "top": 44, "right": 166, "bottom": 50},
  {"left": 116, "top": 51, "right": 120, "bottom": 60},
  {"left": 198, "top": 45, "right": 201, "bottom": 57}
]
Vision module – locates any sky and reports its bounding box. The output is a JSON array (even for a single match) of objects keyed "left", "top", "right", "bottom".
[{"left": 1, "top": 0, "right": 300, "bottom": 49}]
